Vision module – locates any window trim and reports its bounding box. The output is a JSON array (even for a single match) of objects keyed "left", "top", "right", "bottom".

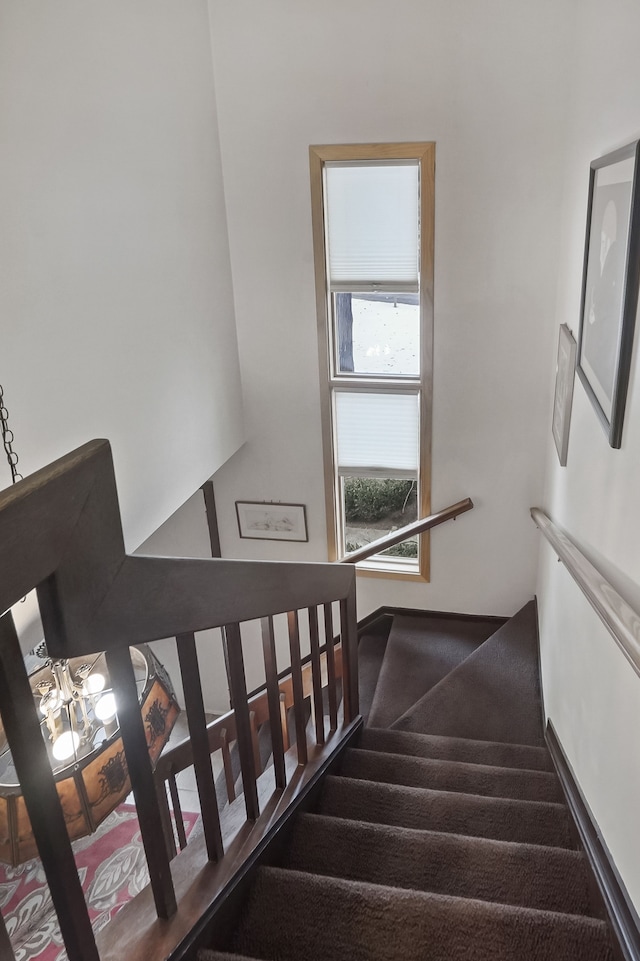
[{"left": 309, "top": 142, "right": 434, "bottom": 580}]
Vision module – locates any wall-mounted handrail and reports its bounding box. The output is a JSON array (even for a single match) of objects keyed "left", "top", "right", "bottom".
[
  {"left": 341, "top": 497, "right": 474, "bottom": 565},
  {"left": 531, "top": 507, "right": 640, "bottom": 678}
]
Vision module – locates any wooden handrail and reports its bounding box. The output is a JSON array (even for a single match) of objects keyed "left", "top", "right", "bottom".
[
  {"left": 0, "top": 440, "right": 361, "bottom": 961},
  {"left": 341, "top": 497, "right": 474, "bottom": 564},
  {"left": 531, "top": 507, "right": 640, "bottom": 677}
]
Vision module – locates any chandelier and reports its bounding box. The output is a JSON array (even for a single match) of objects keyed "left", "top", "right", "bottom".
[{"left": 0, "top": 643, "right": 179, "bottom": 865}]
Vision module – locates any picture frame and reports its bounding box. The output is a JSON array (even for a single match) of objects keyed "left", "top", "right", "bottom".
[
  {"left": 577, "top": 140, "right": 640, "bottom": 448},
  {"left": 552, "top": 324, "right": 577, "bottom": 466},
  {"left": 235, "top": 501, "right": 308, "bottom": 542}
]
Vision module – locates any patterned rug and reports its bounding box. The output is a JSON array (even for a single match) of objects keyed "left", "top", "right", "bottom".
[{"left": 1, "top": 804, "right": 199, "bottom": 961}]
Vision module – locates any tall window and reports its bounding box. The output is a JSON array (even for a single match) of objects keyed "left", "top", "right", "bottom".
[{"left": 310, "top": 143, "right": 434, "bottom": 578}]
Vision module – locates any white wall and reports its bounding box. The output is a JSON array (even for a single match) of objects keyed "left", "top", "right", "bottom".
[
  {"left": 137, "top": 489, "right": 303, "bottom": 714},
  {"left": 536, "top": 0, "right": 640, "bottom": 914},
  {"left": 209, "top": 0, "right": 572, "bottom": 619},
  {"left": 136, "top": 489, "right": 230, "bottom": 714},
  {"left": 0, "top": 0, "right": 244, "bottom": 552}
]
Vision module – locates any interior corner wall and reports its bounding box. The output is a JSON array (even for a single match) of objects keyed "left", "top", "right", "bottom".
[
  {"left": 536, "top": 0, "right": 640, "bottom": 913},
  {"left": 0, "top": 0, "right": 244, "bottom": 553},
  {"left": 208, "top": 0, "right": 573, "bottom": 618}
]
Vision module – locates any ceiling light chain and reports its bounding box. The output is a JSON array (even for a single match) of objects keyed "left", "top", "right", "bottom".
[{"left": 0, "top": 383, "right": 23, "bottom": 484}]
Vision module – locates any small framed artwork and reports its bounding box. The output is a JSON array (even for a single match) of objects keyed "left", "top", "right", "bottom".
[
  {"left": 235, "top": 501, "right": 308, "bottom": 542},
  {"left": 577, "top": 139, "right": 640, "bottom": 448},
  {"left": 552, "top": 324, "right": 577, "bottom": 466}
]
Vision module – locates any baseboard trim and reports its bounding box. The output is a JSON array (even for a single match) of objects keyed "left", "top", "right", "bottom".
[
  {"left": 546, "top": 721, "right": 640, "bottom": 961},
  {"left": 357, "top": 605, "right": 507, "bottom": 637}
]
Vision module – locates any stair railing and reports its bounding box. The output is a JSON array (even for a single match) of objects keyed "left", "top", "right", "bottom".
[
  {"left": 531, "top": 507, "right": 640, "bottom": 677},
  {"left": 0, "top": 440, "right": 359, "bottom": 961},
  {"left": 341, "top": 497, "right": 474, "bottom": 564}
]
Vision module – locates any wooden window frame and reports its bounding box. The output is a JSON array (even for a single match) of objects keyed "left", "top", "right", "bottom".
[{"left": 309, "top": 142, "right": 434, "bottom": 580}]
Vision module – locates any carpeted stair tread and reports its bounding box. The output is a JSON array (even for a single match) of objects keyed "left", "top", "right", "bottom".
[
  {"left": 357, "top": 634, "right": 388, "bottom": 724},
  {"left": 367, "top": 613, "right": 501, "bottom": 728},
  {"left": 232, "top": 866, "right": 613, "bottom": 961},
  {"left": 286, "top": 812, "right": 594, "bottom": 915},
  {"left": 361, "top": 726, "right": 554, "bottom": 771},
  {"left": 341, "top": 746, "right": 563, "bottom": 803},
  {"left": 392, "top": 600, "right": 545, "bottom": 745},
  {"left": 320, "top": 775, "right": 574, "bottom": 847}
]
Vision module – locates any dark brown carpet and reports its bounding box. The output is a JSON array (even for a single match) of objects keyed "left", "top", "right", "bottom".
[
  {"left": 340, "top": 746, "right": 563, "bottom": 802},
  {"left": 367, "top": 614, "right": 500, "bottom": 728},
  {"left": 319, "top": 775, "right": 574, "bottom": 847},
  {"left": 200, "top": 601, "right": 614, "bottom": 961},
  {"left": 286, "top": 813, "right": 594, "bottom": 915},
  {"left": 361, "top": 726, "right": 554, "bottom": 770},
  {"left": 231, "top": 868, "right": 612, "bottom": 961},
  {"left": 357, "top": 634, "right": 388, "bottom": 724},
  {"left": 392, "top": 601, "right": 545, "bottom": 745}
]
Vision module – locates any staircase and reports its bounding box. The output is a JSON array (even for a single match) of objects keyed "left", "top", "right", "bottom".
[{"left": 199, "top": 600, "right": 614, "bottom": 961}]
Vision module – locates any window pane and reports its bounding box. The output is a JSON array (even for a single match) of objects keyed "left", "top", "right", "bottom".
[
  {"left": 335, "top": 390, "right": 419, "bottom": 472},
  {"left": 343, "top": 477, "right": 418, "bottom": 559},
  {"left": 325, "top": 162, "right": 419, "bottom": 288},
  {"left": 334, "top": 293, "right": 419, "bottom": 376}
]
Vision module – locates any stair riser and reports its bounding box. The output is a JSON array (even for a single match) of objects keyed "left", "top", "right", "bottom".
[
  {"left": 341, "top": 748, "right": 563, "bottom": 803},
  {"left": 320, "top": 776, "right": 574, "bottom": 848},
  {"left": 360, "top": 728, "right": 555, "bottom": 772},
  {"left": 233, "top": 868, "right": 613, "bottom": 961},
  {"left": 287, "top": 814, "right": 593, "bottom": 916}
]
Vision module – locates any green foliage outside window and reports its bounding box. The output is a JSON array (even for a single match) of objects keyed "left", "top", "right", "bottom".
[{"left": 344, "top": 478, "right": 416, "bottom": 523}]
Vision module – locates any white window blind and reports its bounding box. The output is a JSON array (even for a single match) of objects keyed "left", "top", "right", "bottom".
[
  {"left": 325, "top": 162, "right": 419, "bottom": 291},
  {"left": 334, "top": 391, "right": 419, "bottom": 473}
]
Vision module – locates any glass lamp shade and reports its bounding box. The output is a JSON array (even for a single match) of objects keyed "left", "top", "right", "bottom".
[{"left": 0, "top": 645, "right": 180, "bottom": 866}]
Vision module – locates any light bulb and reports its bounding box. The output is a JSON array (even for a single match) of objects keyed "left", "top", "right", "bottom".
[
  {"left": 52, "top": 730, "right": 80, "bottom": 762},
  {"left": 95, "top": 692, "right": 117, "bottom": 722},
  {"left": 85, "top": 673, "right": 105, "bottom": 694},
  {"left": 39, "top": 691, "right": 61, "bottom": 716}
]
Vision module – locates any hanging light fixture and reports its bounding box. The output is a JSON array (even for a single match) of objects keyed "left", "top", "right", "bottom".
[
  {"left": 0, "top": 386, "right": 181, "bottom": 865},
  {"left": 0, "top": 644, "right": 180, "bottom": 865}
]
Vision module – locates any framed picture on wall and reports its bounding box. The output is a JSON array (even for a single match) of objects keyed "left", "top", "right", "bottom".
[
  {"left": 235, "top": 501, "right": 308, "bottom": 541},
  {"left": 577, "top": 139, "right": 640, "bottom": 448},
  {"left": 552, "top": 324, "right": 577, "bottom": 466}
]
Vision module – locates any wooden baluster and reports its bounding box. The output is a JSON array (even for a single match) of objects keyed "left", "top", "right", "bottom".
[
  {"left": 0, "top": 613, "right": 100, "bottom": 961},
  {"left": 220, "top": 626, "right": 234, "bottom": 711},
  {"left": 168, "top": 772, "right": 188, "bottom": 851},
  {"left": 249, "top": 711, "right": 262, "bottom": 778},
  {"left": 308, "top": 607, "right": 325, "bottom": 745},
  {"left": 0, "top": 909, "right": 15, "bottom": 960},
  {"left": 323, "top": 602, "right": 339, "bottom": 732},
  {"left": 157, "top": 776, "right": 178, "bottom": 860},
  {"left": 106, "top": 645, "right": 177, "bottom": 919},
  {"left": 340, "top": 585, "right": 359, "bottom": 723},
  {"left": 224, "top": 623, "right": 260, "bottom": 821},
  {"left": 177, "top": 632, "right": 224, "bottom": 862},
  {"left": 279, "top": 693, "right": 290, "bottom": 752},
  {"left": 261, "top": 616, "right": 286, "bottom": 790},
  {"left": 219, "top": 728, "right": 236, "bottom": 802},
  {"left": 287, "top": 610, "right": 308, "bottom": 766}
]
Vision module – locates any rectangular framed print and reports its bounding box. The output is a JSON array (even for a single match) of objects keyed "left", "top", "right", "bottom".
[
  {"left": 552, "top": 324, "right": 577, "bottom": 466},
  {"left": 577, "top": 140, "right": 640, "bottom": 448},
  {"left": 235, "top": 501, "right": 308, "bottom": 542}
]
